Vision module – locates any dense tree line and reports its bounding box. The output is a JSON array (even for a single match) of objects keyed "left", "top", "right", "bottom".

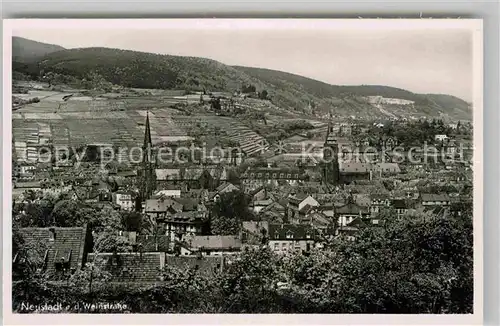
[{"left": 13, "top": 203, "right": 473, "bottom": 313}]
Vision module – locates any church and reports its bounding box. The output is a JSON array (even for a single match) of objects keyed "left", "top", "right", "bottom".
[{"left": 322, "top": 123, "right": 400, "bottom": 185}]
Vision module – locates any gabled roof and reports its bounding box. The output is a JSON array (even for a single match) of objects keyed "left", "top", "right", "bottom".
[
  {"left": 208, "top": 166, "right": 228, "bottom": 180},
  {"left": 16, "top": 225, "right": 88, "bottom": 277},
  {"left": 183, "top": 168, "right": 205, "bottom": 180},
  {"left": 15, "top": 181, "right": 42, "bottom": 189},
  {"left": 268, "top": 224, "right": 319, "bottom": 241},
  {"left": 165, "top": 255, "right": 224, "bottom": 277},
  {"left": 215, "top": 182, "right": 239, "bottom": 194},
  {"left": 339, "top": 162, "right": 371, "bottom": 174},
  {"left": 371, "top": 193, "right": 390, "bottom": 202},
  {"left": 391, "top": 199, "right": 408, "bottom": 209},
  {"left": 335, "top": 201, "right": 370, "bottom": 215},
  {"left": 87, "top": 252, "right": 162, "bottom": 283},
  {"left": 145, "top": 198, "right": 183, "bottom": 213},
  {"left": 302, "top": 212, "right": 331, "bottom": 227},
  {"left": 299, "top": 204, "right": 315, "bottom": 215},
  {"left": 420, "top": 193, "right": 450, "bottom": 202},
  {"left": 135, "top": 234, "right": 170, "bottom": 252},
  {"left": 155, "top": 168, "right": 181, "bottom": 181},
  {"left": 190, "top": 235, "right": 242, "bottom": 251},
  {"left": 174, "top": 197, "right": 199, "bottom": 211},
  {"left": 254, "top": 198, "right": 274, "bottom": 207},
  {"left": 288, "top": 193, "right": 310, "bottom": 204}
]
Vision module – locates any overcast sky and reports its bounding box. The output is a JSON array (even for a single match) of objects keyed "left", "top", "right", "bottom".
[{"left": 13, "top": 24, "right": 474, "bottom": 101}]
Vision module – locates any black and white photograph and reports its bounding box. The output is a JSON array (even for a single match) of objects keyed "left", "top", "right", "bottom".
[{"left": 3, "top": 19, "right": 482, "bottom": 322}]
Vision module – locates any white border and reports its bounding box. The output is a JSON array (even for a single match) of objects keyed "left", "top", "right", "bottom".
[{"left": 2, "top": 19, "right": 483, "bottom": 326}]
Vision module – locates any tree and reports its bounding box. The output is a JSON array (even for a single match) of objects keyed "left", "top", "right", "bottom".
[
  {"left": 121, "top": 211, "right": 143, "bottom": 232},
  {"left": 218, "top": 247, "right": 281, "bottom": 312},
  {"left": 331, "top": 210, "right": 473, "bottom": 313},
  {"left": 93, "top": 227, "right": 133, "bottom": 253},
  {"left": 210, "top": 190, "right": 253, "bottom": 235},
  {"left": 259, "top": 90, "right": 268, "bottom": 100}
]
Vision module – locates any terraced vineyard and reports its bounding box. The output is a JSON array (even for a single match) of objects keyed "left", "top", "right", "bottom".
[
  {"left": 171, "top": 115, "right": 269, "bottom": 156},
  {"left": 12, "top": 89, "right": 274, "bottom": 162}
]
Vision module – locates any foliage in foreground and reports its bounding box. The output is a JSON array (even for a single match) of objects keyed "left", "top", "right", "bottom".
[{"left": 13, "top": 211, "right": 473, "bottom": 314}]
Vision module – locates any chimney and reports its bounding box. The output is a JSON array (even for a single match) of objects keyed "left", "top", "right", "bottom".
[{"left": 49, "top": 227, "right": 56, "bottom": 241}]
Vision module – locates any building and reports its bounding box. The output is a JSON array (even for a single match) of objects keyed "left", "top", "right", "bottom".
[
  {"left": 211, "top": 182, "right": 240, "bottom": 202},
  {"left": 13, "top": 225, "right": 92, "bottom": 280},
  {"left": 287, "top": 194, "right": 320, "bottom": 223},
  {"left": 267, "top": 224, "right": 320, "bottom": 254},
  {"left": 392, "top": 199, "right": 410, "bottom": 217},
  {"left": 338, "top": 162, "right": 401, "bottom": 184},
  {"left": 322, "top": 123, "right": 340, "bottom": 185},
  {"left": 163, "top": 211, "right": 204, "bottom": 242},
  {"left": 184, "top": 235, "right": 242, "bottom": 256},
  {"left": 154, "top": 189, "right": 182, "bottom": 198},
  {"left": 87, "top": 252, "right": 164, "bottom": 283},
  {"left": 114, "top": 191, "right": 136, "bottom": 211},
  {"left": 370, "top": 194, "right": 391, "bottom": 216},
  {"left": 241, "top": 221, "right": 269, "bottom": 245},
  {"left": 139, "top": 112, "right": 156, "bottom": 201},
  {"left": 420, "top": 193, "right": 451, "bottom": 207},
  {"left": 435, "top": 134, "right": 449, "bottom": 142},
  {"left": 240, "top": 167, "right": 306, "bottom": 191},
  {"left": 335, "top": 196, "right": 371, "bottom": 227},
  {"left": 145, "top": 197, "right": 184, "bottom": 220},
  {"left": 155, "top": 167, "right": 217, "bottom": 191}
]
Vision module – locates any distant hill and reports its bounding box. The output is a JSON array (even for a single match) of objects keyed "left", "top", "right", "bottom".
[
  {"left": 234, "top": 66, "right": 471, "bottom": 120},
  {"left": 12, "top": 41, "right": 472, "bottom": 120},
  {"left": 12, "top": 36, "right": 65, "bottom": 62}
]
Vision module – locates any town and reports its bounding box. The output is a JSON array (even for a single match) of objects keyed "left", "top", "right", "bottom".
[{"left": 11, "top": 36, "right": 474, "bottom": 314}]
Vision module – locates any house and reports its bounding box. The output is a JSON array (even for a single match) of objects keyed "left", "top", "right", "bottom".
[
  {"left": 338, "top": 162, "right": 372, "bottom": 184},
  {"left": 241, "top": 221, "right": 270, "bottom": 245},
  {"left": 14, "top": 181, "right": 42, "bottom": 191},
  {"left": 258, "top": 200, "right": 287, "bottom": 222},
  {"left": 154, "top": 189, "right": 182, "bottom": 198},
  {"left": 87, "top": 252, "right": 164, "bottom": 284},
  {"left": 14, "top": 225, "right": 92, "bottom": 280},
  {"left": 335, "top": 197, "right": 371, "bottom": 227},
  {"left": 211, "top": 182, "right": 240, "bottom": 202},
  {"left": 267, "top": 224, "right": 320, "bottom": 254},
  {"left": 186, "top": 235, "right": 242, "bottom": 256},
  {"left": 183, "top": 168, "right": 215, "bottom": 190},
  {"left": 155, "top": 168, "right": 181, "bottom": 183},
  {"left": 124, "top": 233, "right": 172, "bottom": 252},
  {"left": 161, "top": 211, "right": 204, "bottom": 242},
  {"left": 299, "top": 211, "right": 332, "bottom": 230},
  {"left": 338, "top": 162, "right": 401, "bottom": 184},
  {"left": 287, "top": 194, "right": 320, "bottom": 223},
  {"left": 165, "top": 254, "right": 225, "bottom": 277},
  {"left": 336, "top": 219, "right": 365, "bottom": 241},
  {"left": 420, "top": 193, "right": 451, "bottom": 206},
  {"left": 248, "top": 196, "right": 272, "bottom": 212},
  {"left": 435, "top": 134, "right": 449, "bottom": 142},
  {"left": 145, "top": 197, "right": 183, "bottom": 220},
  {"left": 240, "top": 167, "right": 306, "bottom": 192},
  {"left": 183, "top": 189, "right": 210, "bottom": 203},
  {"left": 155, "top": 167, "right": 216, "bottom": 191},
  {"left": 114, "top": 191, "right": 135, "bottom": 211},
  {"left": 249, "top": 186, "right": 267, "bottom": 201},
  {"left": 370, "top": 194, "right": 391, "bottom": 216},
  {"left": 391, "top": 199, "right": 410, "bottom": 217}
]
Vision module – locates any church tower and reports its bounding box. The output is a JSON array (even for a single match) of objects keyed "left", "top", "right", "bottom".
[
  {"left": 323, "top": 122, "right": 339, "bottom": 185},
  {"left": 141, "top": 112, "right": 156, "bottom": 201}
]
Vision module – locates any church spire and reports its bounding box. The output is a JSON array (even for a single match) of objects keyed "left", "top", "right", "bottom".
[
  {"left": 139, "top": 111, "right": 155, "bottom": 203},
  {"left": 143, "top": 111, "right": 152, "bottom": 149}
]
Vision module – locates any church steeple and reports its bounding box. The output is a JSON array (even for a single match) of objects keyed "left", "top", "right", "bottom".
[
  {"left": 139, "top": 111, "right": 155, "bottom": 203},
  {"left": 143, "top": 111, "right": 152, "bottom": 149}
]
